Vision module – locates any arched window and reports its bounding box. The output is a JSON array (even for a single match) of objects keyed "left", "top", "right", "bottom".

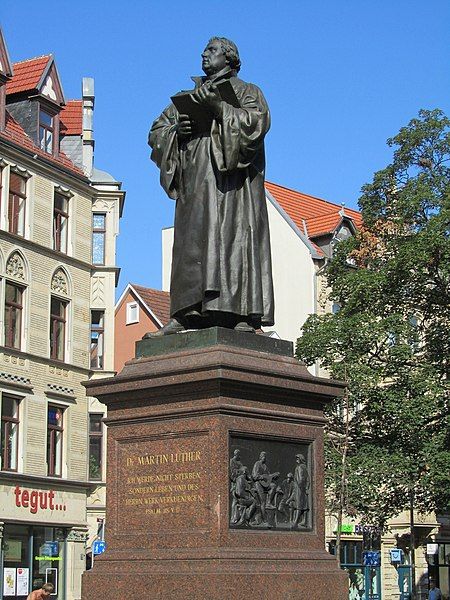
[
  {"left": 4, "top": 251, "right": 28, "bottom": 350},
  {"left": 50, "top": 268, "right": 71, "bottom": 361}
]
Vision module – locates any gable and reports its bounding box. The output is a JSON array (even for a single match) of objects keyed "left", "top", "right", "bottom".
[
  {"left": 6, "top": 55, "right": 51, "bottom": 95},
  {"left": 6, "top": 55, "right": 65, "bottom": 106},
  {"left": 0, "top": 29, "right": 13, "bottom": 79}
]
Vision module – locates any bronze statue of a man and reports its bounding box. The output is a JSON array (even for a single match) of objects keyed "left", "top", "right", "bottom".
[{"left": 147, "top": 37, "right": 274, "bottom": 336}]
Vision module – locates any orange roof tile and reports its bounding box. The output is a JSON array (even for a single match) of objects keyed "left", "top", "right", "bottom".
[
  {"left": 1, "top": 110, "right": 85, "bottom": 177},
  {"left": 60, "top": 100, "right": 82, "bottom": 135},
  {"left": 132, "top": 285, "right": 170, "bottom": 326},
  {"left": 6, "top": 55, "right": 51, "bottom": 95},
  {"left": 265, "top": 180, "right": 362, "bottom": 238}
]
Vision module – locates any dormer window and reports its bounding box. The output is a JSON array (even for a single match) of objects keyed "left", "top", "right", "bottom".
[{"left": 39, "top": 107, "right": 54, "bottom": 154}]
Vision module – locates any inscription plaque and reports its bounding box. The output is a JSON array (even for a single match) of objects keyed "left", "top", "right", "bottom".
[
  {"left": 229, "top": 435, "right": 312, "bottom": 531},
  {"left": 117, "top": 433, "right": 209, "bottom": 530}
]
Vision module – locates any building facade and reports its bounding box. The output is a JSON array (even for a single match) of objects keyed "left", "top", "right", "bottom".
[
  {"left": 0, "top": 30, "right": 124, "bottom": 600},
  {"left": 157, "top": 181, "right": 448, "bottom": 599},
  {"left": 114, "top": 284, "right": 169, "bottom": 374}
]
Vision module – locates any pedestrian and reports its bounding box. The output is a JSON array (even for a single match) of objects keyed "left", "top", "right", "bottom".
[
  {"left": 428, "top": 578, "right": 442, "bottom": 600},
  {"left": 27, "top": 583, "right": 54, "bottom": 599}
]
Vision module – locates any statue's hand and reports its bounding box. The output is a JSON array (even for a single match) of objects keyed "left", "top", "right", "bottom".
[
  {"left": 193, "top": 82, "right": 222, "bottom": 115},
  {"left": 177, "top": 114, "right": 195, "bottom": 140}
]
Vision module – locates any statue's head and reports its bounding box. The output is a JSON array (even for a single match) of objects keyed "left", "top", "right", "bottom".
[
  {"left": 233, "top": 449, "right": 241, "bottom": 458},
  {"left": 296, "top": 453, "right": 306, "bottom": 463},
  {"left": 202, "top": 37, "right": 241, "bottom": 76},
  {"left": 259, "top": 451, "right": 266, "bottom": 462}
]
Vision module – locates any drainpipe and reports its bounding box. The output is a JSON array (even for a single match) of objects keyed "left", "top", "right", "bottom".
[
  {"left": 82, "top": 77, "right": 95, "bottom": 178},
  {"left": 313, "top": 257, "right": 329, "bottom": 376}
]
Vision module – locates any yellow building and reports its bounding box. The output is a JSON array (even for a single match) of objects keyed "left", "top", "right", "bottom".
[{"left": 0, "top": 29, "right": 124, "bottom": 600}]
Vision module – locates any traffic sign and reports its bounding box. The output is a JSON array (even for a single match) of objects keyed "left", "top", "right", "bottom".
[{"left": 92, "top": 540, "right": 106, "bottom": 555}]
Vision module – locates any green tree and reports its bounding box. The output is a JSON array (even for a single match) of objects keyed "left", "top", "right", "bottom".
[{"left": 296, "top": 110, "right": 450, "bottom": 584}]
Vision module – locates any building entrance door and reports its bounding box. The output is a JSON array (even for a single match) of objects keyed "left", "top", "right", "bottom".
[{"left": 397, "top": 565, "right": 412, "bottom": 600}]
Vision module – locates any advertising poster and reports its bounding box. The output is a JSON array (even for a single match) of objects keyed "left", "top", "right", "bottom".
[
  {"left": 16, "top": 568, "right": 29, "bottom": 596},
  {"left": 3, "top": 567, "right": 16, "bottom": 596}
]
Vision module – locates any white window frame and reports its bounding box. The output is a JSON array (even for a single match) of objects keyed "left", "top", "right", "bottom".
[{"left": 126, "top": 301, "right": 139, "bottom": 325}]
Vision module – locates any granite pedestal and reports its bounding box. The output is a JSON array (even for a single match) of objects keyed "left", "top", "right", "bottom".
[{"left": 81, "top": 328, "right": 348, "bottom": 599}]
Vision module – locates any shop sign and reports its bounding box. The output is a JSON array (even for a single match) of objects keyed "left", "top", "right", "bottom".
[
  {"left": 363, "top": 550, "right": 381, "bottom": 566},
  {"left": 0, "top": 483, "right": 86, "bottom": 524},
  {"left": 390, "top": 548, "right": 404, "bottom": 563},
  {"left": 14, "top": 486, "right": 66, "bottom": 514},
  {"left": 426, "top": 543, "right": 438, "bottom": 555},
  {"left": 339, "top": 523, "right": 379, "bottom": 535}
]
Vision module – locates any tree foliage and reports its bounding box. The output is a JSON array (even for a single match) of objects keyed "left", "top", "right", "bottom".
[{"left": 296, "top": 109, "right": 450, "bottom": 530}]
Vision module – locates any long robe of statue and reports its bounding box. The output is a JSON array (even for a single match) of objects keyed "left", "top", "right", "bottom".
[{"left": 149, "top": 64, "right": 275, "bottom": 328}]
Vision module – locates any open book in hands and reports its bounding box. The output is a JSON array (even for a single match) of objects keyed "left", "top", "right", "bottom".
[{"left": 171, "top": 79, "right": 240, "bottom": 133}]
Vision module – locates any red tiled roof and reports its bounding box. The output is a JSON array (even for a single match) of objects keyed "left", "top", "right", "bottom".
[
  {"left": 1, "top": 110, "right": 85, "bottom": 177},
  {"left": 60, "top": 100, "right": 82, "bottom": 135},
  {"left": 6, "top": 55, "right": 51, "bottom": 95},
  {"left": 132, "top": 284, "right": 170, "bottom": 326},
  {"left": 265, "top": 180, "right": 362, "bottom": 238}
]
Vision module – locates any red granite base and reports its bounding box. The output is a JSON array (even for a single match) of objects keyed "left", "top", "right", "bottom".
[
  {"left": 82, "top": 561, "right": 348, "bottom": 599},
  {"left": 81, "top": 338, "right": 348, "bottom": 600}
]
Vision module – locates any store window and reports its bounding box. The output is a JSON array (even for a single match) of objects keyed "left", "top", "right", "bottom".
[
  {"left": 92, "top": 213, "right": 106, "bottom": 265},
  {"left": 90, "top": 310, "right": 105, "bottom": 369},
  {"left": 3, "top": 524, "right": 65, "bottom": 599},
  {"left": 428, "top": 543, "right": 450, "bottom": 599},
  {"left": 47, "top": 405, "right": 64, "bottom": 477},
  {"left": 53, "top": 192, "right": 69, "bottom": 253},
  {"left": 5, "top": 281, "right": 24, "bottom": 349},
  {"left": 1, "top": 395, "right": 20, "bottom": 471},
  {"left": 8, "top": 172, "right": 27, "bottom": 236},
  {"left": 49, "top": 297, "right": 67, "bottom": 361},
  {"left": 329, "top": 540, "right": 381, "bottom": 600},
  {"left": 89, "top": 413, "right": 103, "bottom": 480}
]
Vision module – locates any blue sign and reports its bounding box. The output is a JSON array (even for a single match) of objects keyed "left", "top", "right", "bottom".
[
  {"left": 390, "top": 548, "right": 404, "bottom": 564},
  {"left": 42, "top": 541, "right": 59, "bottom": 557},
  {"left": 93, "top": 540, "right": 106, "bottom": 555},
  {"left": 363, "top": 550, "right": 381, "bottom": 566}
]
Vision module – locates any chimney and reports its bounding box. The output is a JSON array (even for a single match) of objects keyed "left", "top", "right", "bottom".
[{"left": 82, "top": 77, "right": 95, "bottom": 177}]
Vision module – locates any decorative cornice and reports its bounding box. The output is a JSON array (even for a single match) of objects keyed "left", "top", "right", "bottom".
[
  {"left": 0, "top": 346, "right": 90, "bottom": 375},
  {"left": 67, "top": 529, "right": 89, "bottom": 542},
  {"left": 9, "top": 163, "right": 32, "bottom": 179},
  {"left": 46, "top": 383, "right": 75, "bottom": 399},
  {"left": 54, "top": 184, "right": 74, "bottom": 198},
  {"left": 0, "top": 371, "right": 32, "bottom": 389}
]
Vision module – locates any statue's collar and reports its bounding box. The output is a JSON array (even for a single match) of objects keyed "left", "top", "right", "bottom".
[{"left": 191, "top": 66, "right": 236, "bottom": 87}]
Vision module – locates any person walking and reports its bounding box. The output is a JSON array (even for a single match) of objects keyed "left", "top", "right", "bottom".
[
  {"left": 27, "top": 583, "right": 54, "bottom": 600},
  {"left": 428, "top": 578, "right": 442, "bottom": 600}
]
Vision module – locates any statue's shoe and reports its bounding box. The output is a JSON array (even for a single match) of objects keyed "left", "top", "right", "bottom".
[
  {"left": 142, "top": 318, "right": 185, "bottom": 338},
  {"left": 234, "top": 321, "right": 255, "bottom": 333}
]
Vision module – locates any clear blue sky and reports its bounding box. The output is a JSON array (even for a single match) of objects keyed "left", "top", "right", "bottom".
[{"left": 2, "top": 1, "right": 449, "bottom": 297}]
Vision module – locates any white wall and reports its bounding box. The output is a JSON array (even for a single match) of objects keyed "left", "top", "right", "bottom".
[
  {"left": 161, "top": 227, "right": 174, "bottom": 292},
  {"left": 265, "top": 199, "right": 316, "bottom": 344},
  {"left": 161, "top": 196, "right": 316, "bottom": 345}
]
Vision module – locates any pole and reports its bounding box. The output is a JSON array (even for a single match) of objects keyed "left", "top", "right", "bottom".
[{"left": 410, "top": 488, "right": 416, "bottom": 599}]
